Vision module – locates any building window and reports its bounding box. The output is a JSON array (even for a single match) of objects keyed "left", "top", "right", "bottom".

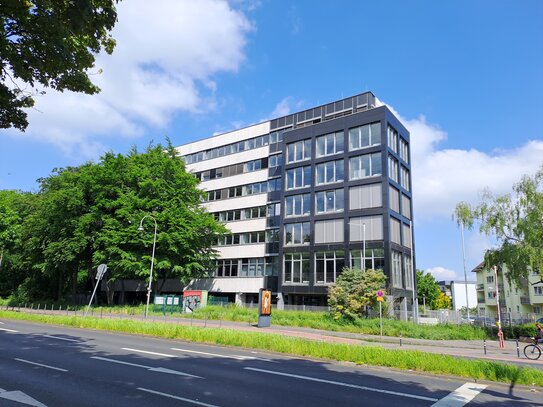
[
  {"left": 390, "top": 217, "right": 401, "bottom": 245},
  {"left": 287, "top": 139, "right": 312, "bottom": 163},
  {"left": 240, "top": 258, "right": 265, "bottom": 277},
  {"left": 349, "top": 153, "right": 382, "bottom": 180},
  {"left": 404, "top": 254, "right": 413, "bottom": 289},
  {"left": 399, "top": 138, "right": 409, "bottom": 163},
  {"left": 315, "top": 218, "right": 344, "bottom": 243},
  {"left": 349, "top": 216, "right": 383, "bottom": 241},
  {"left": 284, "top": 222, "right": 310, "bottom": 246},
  {"left": 284, "top": 253, "right": 310, "bottom": 284},
  {"left": 350, "top": 248, "right": 384, "bottom": 271},
  {"left": 316, "top": 159, "right": 344, "bottom": 185},
  {"left": 535, "top": 286, "right": 543, "bottom": 296},
  {"left": 487, "top": 291, "right": 495, "bottom": 299},
  {"left": 400, "top": 166, "right": 410, "bottom": 191},
  {"left": 534, "top": 306, "right": 541, "bottom": 314},
  {"left": 348, "top": 122, "right": 381, "bottom": 151},
  {"left": 316, "top": 189, "right": 344, "bottom": 213},
  {"left": 349, "top": 183, "right": 382, "bottom": 210},
  {"left": 486, "top": 276, "right": 494, "bottom": 283},
  {"left": 391, "top": 250, "right": 402, "bottom": 288},
  {"left": 401, "top": 194, "right": 411, "bottom": 219},
  {"left": 388, "top": 156, "right": 399, "bottom": 183},
  {"left": 316, "top": 251, "right": 345, "bottom": 284},
  {"left": 244, "top": 159, "right": 263, "bottom": 173},
  {"left": 317, "top": 131, "right": 344, "bottom": 157},
  {"left": 402, "top": 223, "right": 412, "bottom": 249},
  {"left": 269, "top": 153, "right": 283, "bottom": 168},
  {"left": 285, "top": 194, "right": 311, "bottom": 217},
  {"left": 216, "top": 259, "right": 238, "bottom": 277},
  {"left": 389, "top": 186, "right": 400, "bottom": 213},
  {"left": 268, "top": 177, "right": 282, "bottom": 192},
  {"left": 286, "top": 166, "right": 311, "bottom": 190},
  {"left": 388, "top": 125, "right": 398, "bottom": 153}
]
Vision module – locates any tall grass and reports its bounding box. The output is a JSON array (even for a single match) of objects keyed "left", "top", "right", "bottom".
[{"left": 0, "top": 309, "right": 540, "bottom": 386}]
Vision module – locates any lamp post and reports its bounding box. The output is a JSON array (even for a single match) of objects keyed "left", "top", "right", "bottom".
[
  {"left": 460, "top": 222, "right": 470, "bottom": 320},
  {"left": 489, "top": 265, "right": 504, "bottom": 348},
  {"left": 138, "top": 215, "right": 157, "bottom": 318}
]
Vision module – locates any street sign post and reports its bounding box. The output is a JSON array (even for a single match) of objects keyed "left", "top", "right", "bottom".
[
  {"left": 84, "top": 264, "right": 107, "bottom": 317},
  {"left": 376, "top": 290, "right": 384, "bottom": 338}
]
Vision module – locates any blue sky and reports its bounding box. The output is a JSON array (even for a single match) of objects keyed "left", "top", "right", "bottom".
[{"left": 1, "top": 0, "right": 542, "bottom": 281}]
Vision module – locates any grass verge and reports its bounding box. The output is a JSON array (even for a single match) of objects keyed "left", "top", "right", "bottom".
[{"left": 1, "top": 310, "right": 541, "bottom": 386}]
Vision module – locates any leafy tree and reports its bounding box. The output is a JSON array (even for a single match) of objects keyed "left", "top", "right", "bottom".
[
  {"left": 416, "top": 269, "right": 441, "bottom": 310},
  {"left": 454, "top": 167, "right": 543, "bottom": 285},
  {"left": 1, "top": 0, "right": 119, "bottom": 131},
  {"left": 328, "top": 268, "right": 387, "bottom": 320},
  {"left": 434, "top": 292, "right": 452, "bottom": 310}
]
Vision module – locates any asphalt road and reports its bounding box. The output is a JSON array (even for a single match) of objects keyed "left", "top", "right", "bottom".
[{"left": 0, "top": 319, "right": 541, "bottom": 407}]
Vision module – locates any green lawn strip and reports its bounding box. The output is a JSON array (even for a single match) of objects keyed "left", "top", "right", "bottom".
[{"left": 1, "top": 310, "right": 541, "bottom": 386}]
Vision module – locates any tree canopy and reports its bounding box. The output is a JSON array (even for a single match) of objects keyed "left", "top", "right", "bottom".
[
  {"left": 454, "top": 166, "right": 543, "bottom": 284},
  {"left": 0, "top": 143, "right": 227, "bottom": 303},
  {"left": 416, "top": 269, "right": 441, "bottom": 310},
  {"left": 328, "top": 268, "right": 387, "bottom": 320},
  {"left": 1, "top": 0, "right": 119, "bottom": 131}
]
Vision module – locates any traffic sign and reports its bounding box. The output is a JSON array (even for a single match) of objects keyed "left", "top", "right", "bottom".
[{"left": 377, "top": 296, "right": 384, "bottom": 302}]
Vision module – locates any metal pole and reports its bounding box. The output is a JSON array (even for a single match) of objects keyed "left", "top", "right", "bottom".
[
  {"left": 85, "top": 279, "right": 100, "bottom": 317},
  {"left": 409, "top": 220, "right": 417, "bottom": 323},
  {"left": 461, "top": 222, "right": 470, "bottom": 320},
  {"left": 379, "top": 301, "right": 383, "bottom": 338},
  {"left": 140, "top": 215, "right": 157, "bottom": 319}
]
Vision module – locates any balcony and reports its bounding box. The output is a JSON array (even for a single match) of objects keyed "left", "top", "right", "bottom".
[
  {"left": 477, "top": 297, "right": 485, "bottom": 304},
  {"left": 476, "top": 283, "right": 484, "bottom": 291},
  {"left": 520, "top": 296, "right": 531, "bottom": 305}
]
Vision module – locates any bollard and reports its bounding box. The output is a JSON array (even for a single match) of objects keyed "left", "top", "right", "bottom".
[
  {"left": 37, "top": 304, "right": 40, "bottom": 311},
  {"left": 483, "top": 339, "right": 487, "bottom": 355},
  {"left": 516, "top": 339, "right": 520, "bottom": 358},
  {"left": 101, "top": 308, "right": 103, "bottom": 319},
  {"left": 400, "top": 335, "right": 402, "bottom": 347},
  {"left": 205, "top": 315, "right": 207, "bottom": 328},
  {"left": 60, "top": 305, "right": 62, "bottom": 312}
]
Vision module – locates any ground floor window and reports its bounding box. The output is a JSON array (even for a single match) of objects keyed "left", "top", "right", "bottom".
[
  {"left": 315, "top": 251, "right": 345, "bottom": 284},
  {"left": 349, "top": 248, "right": 384, "bottom": 271},
  {"left": 284, "top": 253, "right": 310, "bottom": 284},
  {"left": 391, "top": 251, "right": 402, "bottom": 288}
]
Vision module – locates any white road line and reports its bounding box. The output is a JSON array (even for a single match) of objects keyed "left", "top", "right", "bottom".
[
  {"left": 0, "top": 389, "right": 48, "bottom": 407},
  {"left": 171, "top": 347, "right": 269, "bottom": 361},
  {"left": 137, "top": 387, "right": 220, "bottom": 407},
  {"left": 122, "top": 347, "right": 176, "bottom": 357},
  {"left": 0, "top": 327, "right": 19, "bottom": 333},
  {"left": 244, "top": 367, "right": 438, "bottom": 402},
  {"left": 431, "top": 382, "right": 487, "bottom": 406},
  {"left": 14, "top": 358, "right": 68, "bottom": 372},
  {"left": 41, "top": 335, "right": 80, "bottom": 342},
  {"left": 91, "top": 356, "right": 202, "bottom": 378}
]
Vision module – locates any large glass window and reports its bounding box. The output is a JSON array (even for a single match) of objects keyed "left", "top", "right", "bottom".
[
  {"left": 284, "top": 253, "right": 310, "bottom": 284},
  {"left": 316, "top": 188, "right": 344, "bottom": 213},
  {"left": 349, "top": 216, "right": 383, "bottom": 241},
  {"left": 269, "top": 153, "right": 283, "bottom": 168},
  {"left": 388, "top": 125, "right": 398, "bottom": 153},
  {"left": 216, "top": 259, "right": 238, "bottom": 277},
  {"left": 350, "top": 248, "right": 385, "bottom": 271},
  {"left": 390, "top": 217, "right": 401, "bottom": 245},
  {"left": 401, "top": 194, "right": 411, "bottom": 219},
  {"left": 403, "top": 223, "right": 412, "bottom": 248},
  {"left": 285, "top": 194, "right": 311, "bottom": 217},
  {"left": 388, "top": 155, "right": 399, "bottom": 183},
  {"left": 399, "top": 138, "right": 409, "bottom": 163},
  {"left": 400, "top": 166, "right": 410, "bottom": 191},
  {"left": 391, "top": 250, "right": 403, "bottom": 287},
  {"left": 349, "top": 153, "right": 381, "bottom": 180},
  {"left": 240, "top": 258, "right": 265, "bottom": 277},
  {"left": 316, "top": 131, "right": 344, "bottom": 157},
  {"left": 284, "top": 222, "right": 311, "bottom": 246},
  {"left": 404, "top": 254, "right": 413, "bottom": 289},
  {"left": 315, "top": 251, "right": 345, "bottom": 284},
  {"left": 287, "top": 139, "right": 312, "bottom": 163},
  {"left": 349, "top": 183, "right": 382, "bottom": 209},
  {"left": 349, "top": 122, "right": 381, "bottom": 151},
  {"left": 316, "top": 159, "right": 344, "bottom": 185},
  {"left": 315, "top": 219, "right": 344, "bottom": 243},
  {"left": 286, "top": 166, "right": 311, "bottom": 190},
  {"left": 389, "top": 186, "right": 400, "bottom": 213}
]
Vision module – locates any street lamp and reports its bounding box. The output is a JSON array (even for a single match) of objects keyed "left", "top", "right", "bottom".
[
  {"left": 138, "top": 215, "right": 157, "bottom": 318},
  {"left": 460, "top": 222, "right": 470, "bottom": 320}
]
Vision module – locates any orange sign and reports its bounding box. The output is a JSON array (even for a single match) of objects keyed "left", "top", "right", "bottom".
[{"left": 260, "top": 290, "right": 272, "bottom": 316}]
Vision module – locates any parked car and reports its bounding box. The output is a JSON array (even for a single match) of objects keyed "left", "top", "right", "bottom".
[{"left": 536, "top": 317, "right": 543, "bottom": 324}]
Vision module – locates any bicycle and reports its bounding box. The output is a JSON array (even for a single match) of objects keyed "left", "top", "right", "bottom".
[{"left": 524, "top": 339, "right": 542, "bottom": 360}]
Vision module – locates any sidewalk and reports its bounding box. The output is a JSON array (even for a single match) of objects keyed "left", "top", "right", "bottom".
[{"left": 9, "top": 307, "right": 543, "bottom": 370}]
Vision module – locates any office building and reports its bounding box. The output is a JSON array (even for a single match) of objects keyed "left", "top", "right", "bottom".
[{"left": 176, "top": 92, "right": 415, "bottom": 312}]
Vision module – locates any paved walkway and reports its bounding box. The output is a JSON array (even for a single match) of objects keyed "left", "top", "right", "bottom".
[{"left": 8, "top": 307, "right": 543, "bottom": 370}]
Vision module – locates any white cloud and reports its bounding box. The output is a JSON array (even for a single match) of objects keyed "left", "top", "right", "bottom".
[
  {"left": 386, "top": 105, "right": 543, "bottom": 222},
  {"left": 426, "top": 266, "right": 460, "bottom": 281},
  {"left": 5, "top": 0, "right": 253, "bottom": 158}
]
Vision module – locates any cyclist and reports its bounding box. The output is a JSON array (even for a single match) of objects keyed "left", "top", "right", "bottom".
[{"left": 535, "top": 323, "right": 543, "bottom": 344}]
